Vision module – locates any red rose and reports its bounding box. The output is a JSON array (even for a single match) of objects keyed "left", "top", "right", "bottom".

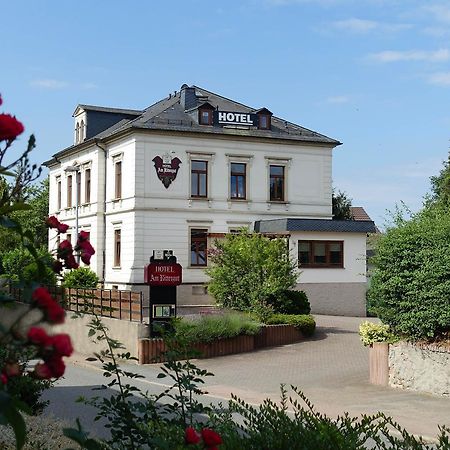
[
  {"left": 27, "top": 326, "right": 50, "bottom": 346},
  {"left": 201, "top": 428, "right": 222, "bottom": 447},
  {"left": 57, "top": 240, "right": 73, "bottom": 259},
  {"left": 32, "top": 287, "right": 53, "bottom": 308},
  {"left": 0, "top": 114, "right": 24, "bottom": 142},
  {"left": 51, "top": 334, "right": 73, "bottom": 357},
  {"left": 1, "top": 373, "right": 8, "bottom": 384},
  {"left": 78, "top": 230, "right": 90, "bottom": 242},
  {"left": 34, "top": 362, "right": 52, "bottom": 379},
  {"left": 185, "top": 427, "right": 201, "bottom": 445},
  {"left": 46, "top": 216, "right": 59, "bottom": 228},
  {"left": 46, "top": 302, "right": 65, "bottom": 324},
  {"left": 64, "top": 253, "right": 79, "bottom": 270},
  {"left": 46, "top": 356, "right": 65, "bottom": 378}
]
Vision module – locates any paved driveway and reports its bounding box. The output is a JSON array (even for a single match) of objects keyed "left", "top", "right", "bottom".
[{"left": 53, "top": 314, "right": 450, "bottom": 440}]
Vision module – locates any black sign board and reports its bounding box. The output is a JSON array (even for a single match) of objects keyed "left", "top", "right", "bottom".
[{"left": 214, "top": 111, "right": 257, "bottom": 126}]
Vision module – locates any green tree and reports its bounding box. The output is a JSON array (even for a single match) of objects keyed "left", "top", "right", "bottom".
[
  {"left": 430, "top": 151, "right": 450, "bottom": 206},
  {"left": 0, "top": 177, "right": 49, "bottom": 255},
  {"left": 332, "top": 189, "right": 353, "bottom": 220},
  {"left": 368, "top": 204, "right": 450, "bottom": 340},
  {"left": 206, "top": 232, "right": 298, "bottom": 313}
]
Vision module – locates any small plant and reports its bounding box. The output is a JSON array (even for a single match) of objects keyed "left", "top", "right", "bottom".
[
  {"left": 174, "top": 312, "right": 261, "bottom": 343},
  {"left": 264, "top": 314, "right": 316, "bottom": 337},
  {"left": 267, "top": 289, "right": 311, "bottom": 315},
  {"left": 359, "top": 321, "right": 395, "bottom": 346},
  {"left": 63, "top": 266, "right": 99, "bottom": 289}
]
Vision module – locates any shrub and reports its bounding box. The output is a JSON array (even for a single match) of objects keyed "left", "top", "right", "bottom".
[
  {"left": 359, "top": 321, "right": 396, "bottom": 347},
  {"left": 63, "top": 267, "right": 99, "bottom": 289},
  {"left": 1, "top": 247, "right": 57, "bottom": 286},
  {"left": 206, "top": 231, "right": 298, "bottom": 314},
  {"left": 267, "top": 289, "right": 310, "bottom": 315},
  {"left": 265, "top": 314, "right": 316, "bottom": 337},
  {"left": 0, "top": 347, "right": 52, "bottom": 415},
  {"left": 175, "top": 312, "right": 261, "bottom": 343},
  {"left": 368, "top": 205, "right": 450, "bottom": 340}
]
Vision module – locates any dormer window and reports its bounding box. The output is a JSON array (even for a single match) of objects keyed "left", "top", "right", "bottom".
[
  {"left": 80, "top": 120, "right": 85, "bottom": 141},
  {"left": 198, "top": 102, "right": 215, "bottom": 126},
  {"left": 199, "top": 109, "right": 213, "bottom": 125},
  {"left": 256, "top": 108, "right": 272, "bottom": 130},
  {"left": 75, "top": 123, "right": 80, "bottom": 143},
  {"left": 259, "top": 114, "right": 270, "bottom": 130}
]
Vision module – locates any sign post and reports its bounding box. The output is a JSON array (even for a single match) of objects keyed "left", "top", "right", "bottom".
[{"left": 144, "top": 250, "right": 182, "bottom": 337}]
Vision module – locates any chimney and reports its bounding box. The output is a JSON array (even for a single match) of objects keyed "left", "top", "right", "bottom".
[{"left": 180, "top": 84, "right": 197, "bottom": 111}]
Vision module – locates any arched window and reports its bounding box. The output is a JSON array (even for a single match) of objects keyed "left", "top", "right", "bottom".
[
  {"left": 80, "top": 120, "right": 85, "bottom": 141},
  {"left": 75, "top": 123, "right": 80, "bottom": 144}
]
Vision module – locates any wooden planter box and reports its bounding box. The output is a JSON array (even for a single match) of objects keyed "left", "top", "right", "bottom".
[
  {"left": 369, "top": 342, "right": 389, "bottom": 386},
  {"left": 138, "top": 334, "right": 255, "bottom": 364},
  {"left": 138, "top": 324, "right": 306, "bottom": 364},
  {"left": 254, "top": 324, "right": 303, "bottom": 349}
]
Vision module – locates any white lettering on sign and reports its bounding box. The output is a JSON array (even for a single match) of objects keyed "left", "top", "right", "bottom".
[{"left": 217, "top": 111, "right": 255, "bottom": 126}]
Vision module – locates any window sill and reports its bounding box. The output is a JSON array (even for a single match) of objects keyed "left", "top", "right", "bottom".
[
  {"left": 268, "top": 200, "right": 289, "bottom": 204},
  {"left": 112, "top": 198, "right": 122, "bottom": 202},
  {"left": 298, "top": 266, "right": 344, "bottom": 269},
  {"left": 190, "top": 197, "right": 209, "bottom": 200},
  {"left": 112, "top": 266, "right": 121, "bottom": 270},
  {"left": 189, "top": 265, "right": 208, "bottom": 269},
  {"left": 228, "top": 198, "right": 250, "bottom": 202}
]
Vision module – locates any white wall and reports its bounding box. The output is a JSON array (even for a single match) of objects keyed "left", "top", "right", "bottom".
[{"left": 289, "top": 231, "right": 367, "bottom": 283}]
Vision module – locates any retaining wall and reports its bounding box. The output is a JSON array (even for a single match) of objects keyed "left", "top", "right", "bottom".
[{"left": 389, "top": 342, "right": 450, "bottom": 397}]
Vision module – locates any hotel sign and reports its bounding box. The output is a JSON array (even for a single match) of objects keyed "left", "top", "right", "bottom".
[
  {"left": 144, "top": 262, "right": 183, "bottom": 286},
  {"left": 214, "top": 111, "right": 257, "bottom": 126},
  {"left": 152, "top": 153, "right": 182, "bottom": 188}
]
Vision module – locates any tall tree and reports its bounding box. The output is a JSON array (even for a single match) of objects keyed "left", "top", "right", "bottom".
[
  {"left": 430, "top": 151, "right": 450, "bottom": 206},
  {"left": 332, "top": 189, "right": 353, "bottom": 220}
]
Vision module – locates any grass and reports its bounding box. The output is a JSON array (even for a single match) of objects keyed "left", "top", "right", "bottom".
[{"left": 175, "top": 312, "right": 261, "bottom": 343}]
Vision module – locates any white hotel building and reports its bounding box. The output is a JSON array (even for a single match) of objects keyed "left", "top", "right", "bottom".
[{"left": 44, "top": 84, "right": 376, "bottom": 316}]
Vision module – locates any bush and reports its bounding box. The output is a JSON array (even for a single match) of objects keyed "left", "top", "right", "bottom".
[
  {"left": 175, "top": 312, "right": 261, "bottom": 343},
  {"left": 359, "top": 321, "right": 396, "bottom": 347},
  {"left": 0, "top": 348, "right": 52, "bottom": 415},
  {"left": 368, "top": 205, "right": 450, "bottom": 340},
  {"left": 265, "top": 314, "right": 316, "bottom": 337},
  {"left": 267, "top": 289, "right": 310, "bottom": 315},
  {"left": 206, "top": 231, "right": 298, "bottom": 314},
  {"left": 63, "top": 267, "right": 99, "bottom": 289},
  {"left": 1, "top": 247, "right": 56, "bottom": 286}
]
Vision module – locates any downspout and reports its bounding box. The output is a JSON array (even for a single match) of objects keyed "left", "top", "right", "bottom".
[{"left": 94, "top": 139, "right": 108, "bottom": 287}]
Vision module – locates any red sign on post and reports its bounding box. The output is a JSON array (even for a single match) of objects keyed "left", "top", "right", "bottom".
[{"left": 144, "top": 263, "right": 182, "bottom": 286}]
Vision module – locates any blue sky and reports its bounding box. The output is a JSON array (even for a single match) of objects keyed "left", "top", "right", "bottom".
[{"left": 2, "top": 0, "right": 450, "bottom": 226}]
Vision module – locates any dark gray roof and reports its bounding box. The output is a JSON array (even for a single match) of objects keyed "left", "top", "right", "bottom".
[
  {"left": 46, "top": 84, "right": 341, "bottom": 165},
  {"left": 75, "top": 104, "right": 142, "bottom": 116},
  {"left": 254, "top": 218, "right": 377, "bottom": 234}
]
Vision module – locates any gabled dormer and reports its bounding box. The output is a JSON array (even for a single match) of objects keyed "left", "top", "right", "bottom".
[
  {"left": 73, "top": 106, "right": 87, "bottom": 145},
  {"left": 72, "top": 105, "right": 142, "bottom": 145},
  {"left": 197, "top": 102, "right": 215, "bottom": 126},
  {"left": 255, "top": 107, "right": 273, "bottom": 130}
]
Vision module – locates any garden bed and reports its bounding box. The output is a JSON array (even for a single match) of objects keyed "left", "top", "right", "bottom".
[{"left": 138, "top": 324, "right": 305, "bottom": 364}]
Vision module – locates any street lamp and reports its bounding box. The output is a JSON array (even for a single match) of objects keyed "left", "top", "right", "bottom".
[{"left": 64, "top": 165, "right": 80, "bottom": 263}]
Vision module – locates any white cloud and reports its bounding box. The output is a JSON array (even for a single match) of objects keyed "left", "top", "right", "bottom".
[
  {"left": 332, "top": 18, "right": 411, "bottom": 34},
  {"left": 326, "top": 95, "right": 350, "bottom": 104},
  {"left": 428, "top": 72, "right": 450, "bottom": 86},
  {"left": 333, "top": 18, "right": 377, "bottom": 32},
  {"left": 368, "top": 48, "right": 450, "bottom": 63},
  {"left": 30, "top": 79, "right": 69, "bottom": 89},
  {"left": 424, "top": 4, "right": 450, "bottom": 24},
  {"left": 80, "top": 82, "right": 98, "bottom": 90}
]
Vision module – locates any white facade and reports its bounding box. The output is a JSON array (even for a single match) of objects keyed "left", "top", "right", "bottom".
[{"left": 45, "top": 85, "right": 374, "bottom": 315}]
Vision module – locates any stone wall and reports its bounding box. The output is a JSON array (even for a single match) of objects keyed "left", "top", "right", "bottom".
[{"left": 389, "top": 342, "right": 450, "bottom": 397}]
